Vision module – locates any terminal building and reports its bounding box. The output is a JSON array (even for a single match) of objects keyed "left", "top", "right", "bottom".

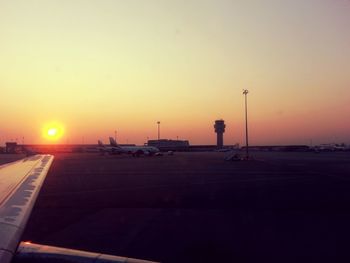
[{"left": 147, "top": 139, "right": 190, "bottom": 151}]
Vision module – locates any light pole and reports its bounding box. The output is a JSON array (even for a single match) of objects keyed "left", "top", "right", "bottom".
[
  {"left": 243, "top": 89, "right": 249, "bottom": 159},
  {"left": 157, "top": 121, "right": 160, "bottom": 141},
  {"left": 114, "top": 130, "right": 117, "bottom": 142}
]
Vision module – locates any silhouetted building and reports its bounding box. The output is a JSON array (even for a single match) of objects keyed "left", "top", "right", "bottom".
[
  {"left": 147, "top": 139, "right": 189, "bottom": 151},
  {"left": 241, "top": 145, "right": 310, "bottom": 152},
  {"left": 5, "top": 142, "right": 18, "bottom": 153},
  {"left": 214, "top": 119, "right": 226, "bottom": 148}
]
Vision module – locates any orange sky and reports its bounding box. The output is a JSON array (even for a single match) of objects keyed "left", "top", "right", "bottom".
[{"left": 1, "top": 0, "right": 349, "bottom": 146}]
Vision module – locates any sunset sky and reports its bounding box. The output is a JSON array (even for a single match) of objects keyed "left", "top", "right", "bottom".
[{"left": 1, "top": 0, "right": 349, "bottom": 145}]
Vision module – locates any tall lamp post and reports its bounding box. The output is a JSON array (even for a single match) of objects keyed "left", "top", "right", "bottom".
[
  {"left": 157, "top": 121, "right": 160, "bottom": 141},
  {"left": 243, "top": 89, "right": 249, "bottom": 159}
]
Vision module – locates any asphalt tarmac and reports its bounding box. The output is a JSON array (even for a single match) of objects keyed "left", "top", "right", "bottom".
[{"left": 3, "top": 151, "right": 350, "bottom": 262}]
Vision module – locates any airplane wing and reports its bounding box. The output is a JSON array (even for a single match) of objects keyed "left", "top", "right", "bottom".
[
  {"left": 0, "top": 155, "right": 158, "bottom": 263},
  {"left": 0, "top": 155, "right": 54, "bottom": 263}
]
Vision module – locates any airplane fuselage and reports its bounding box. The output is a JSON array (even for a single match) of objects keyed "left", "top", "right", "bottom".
[{"left": 108, "top": 137, "right": 160, "bottom": 156}]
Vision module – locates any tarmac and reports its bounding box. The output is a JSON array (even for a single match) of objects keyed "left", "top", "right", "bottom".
[{"left": 2, "top": 151, "right": 350, "bottom": 262}]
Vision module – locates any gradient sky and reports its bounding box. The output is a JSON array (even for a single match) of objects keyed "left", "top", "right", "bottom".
[{"left": 1, "top": 0, "right": 349, "bottom": 145}]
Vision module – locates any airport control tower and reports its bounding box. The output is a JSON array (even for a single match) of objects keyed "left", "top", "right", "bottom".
[{"left": 214, "top": 119, "right": 226, "bottom": 148}]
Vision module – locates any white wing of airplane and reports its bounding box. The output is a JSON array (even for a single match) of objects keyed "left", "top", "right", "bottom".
[
  {"left": 0, "top": 155, "right": 158, "bottom": 263},
  {"left": 0, "top": 155, "right": 53, "bottom": 263}
]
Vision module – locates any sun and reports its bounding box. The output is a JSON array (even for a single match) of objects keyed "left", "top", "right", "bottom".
[
  {"left": 47, "top": 128, "right": 58, "bottom": 137},
  {"left": 43, "top": 122, "right": 65, "bottom": 142}
]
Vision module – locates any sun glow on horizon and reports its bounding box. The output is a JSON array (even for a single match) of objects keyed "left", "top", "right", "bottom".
[{"left": 42, "top": 122, "right": 65, "bottom": 142}]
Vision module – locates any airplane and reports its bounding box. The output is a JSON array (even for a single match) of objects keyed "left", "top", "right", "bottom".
[
  {"left": 313, "top": 143, "right": 347, "bottom": 152},
  {"left": 97, "top": 139, "right": 124, "bottom": 154},
  {"left": 109, "top": 137, "right": 160, "bottom": 157},
  {"left": 0, "top": 155, "right": 158, "bottom": 263}
]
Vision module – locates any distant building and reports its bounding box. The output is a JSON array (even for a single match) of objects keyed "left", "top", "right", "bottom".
[
  {"left": 214, "top": 119, "right": 226, "bottom": 148},
  {"left": 5, "top": 142, "right": 19, "bottom": 154},
  {"left": 147, "top": 139, "right": 190, "bottom": 151},
  {"left": 241, "top": 145, "right": 310, "bottom": 152}
]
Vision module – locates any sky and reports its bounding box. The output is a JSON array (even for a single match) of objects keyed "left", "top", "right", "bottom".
[{"left": 0, "top": 0, "right": 349, "bottom": 145}]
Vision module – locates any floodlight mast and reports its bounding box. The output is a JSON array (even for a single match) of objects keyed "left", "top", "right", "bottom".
[
  {"left": 243, "top": 89, "right": 249, "bottom": 159},
  {"left": 157, "top": 121, "right": 160, "bottom": 140}
]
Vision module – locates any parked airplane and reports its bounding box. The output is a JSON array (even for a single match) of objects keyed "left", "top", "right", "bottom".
[
  {"left": 314, "top": 143, "right": 347, "bottom": 152},
  {"left": 98, "top": 139, "right": 123, "bottom": 154},
  {"left": 0, "top": 155, "right": 157, "bottom": 263},
  {"left": 109, "top": 137, "right": 160, "bottom": 156}
]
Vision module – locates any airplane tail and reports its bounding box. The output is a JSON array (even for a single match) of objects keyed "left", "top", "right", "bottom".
[{"left": 109, "top": 137, "right": 119, "bottom": 147}]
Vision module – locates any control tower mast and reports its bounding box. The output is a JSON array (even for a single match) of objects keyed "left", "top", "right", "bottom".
[{"left": 214, "top": 119, "right": 226, "bottom": 148}]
